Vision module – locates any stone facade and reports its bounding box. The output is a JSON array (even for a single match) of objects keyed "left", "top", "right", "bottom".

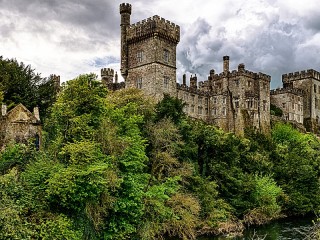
[
  {"left": 271, "top": 69, "right": 320, "bottom": 133},
  {"left": 0, "top": 103, "right": 42, "bottom": 150},
  {"left": 270, "top": 88, "right": 304, "bottom": 124},
  {"left": 119, "top": 3, "right": 179, "bottom": 102},
  {"left": 176, "top": 58, "right": 271, "bottom": 135},
  {"left": 101, "top": 3, "right": 320, "bottom": 135}
]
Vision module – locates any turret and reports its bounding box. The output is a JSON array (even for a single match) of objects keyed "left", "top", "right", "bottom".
[
  {"left": 190, "top": 74, "right": 198, "bottom": 89},
  {"left": 101, "top": 68, "right": 114, "bottom": 85},
  {"left": 52, "top": 74, "right": 61, "bottom": 92},
  {"left": 120, "top": 3, "right": 132, "bottom": 80},
  {"left": 223, "top": 56, "right": 230, "bottom": 73},
  {"left": 238, "top": 63, "right": 245, "bottom": 72}
]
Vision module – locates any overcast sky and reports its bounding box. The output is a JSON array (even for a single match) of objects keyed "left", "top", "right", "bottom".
[{"left": 1, "top": 0, "right": 320, "bottom": 88}]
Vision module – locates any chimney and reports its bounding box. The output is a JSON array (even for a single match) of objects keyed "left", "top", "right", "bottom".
[
  {"left": 223, "top": 56, "right": 230, "bottom": 73},
  {"left": 1, "top": 104, "right": 7, "bottom": 116},
  {"left": 115, "top": 72, "right": 118, "bottom": 84},
  {"left": 183, "top": 74, "right": 186, "bottom": 85},
  {"left": 238, "top": 63, "right": 245, "bottom": 72},
  {"left": 33, "top": 107, "right": 40, "bottom": 121}
]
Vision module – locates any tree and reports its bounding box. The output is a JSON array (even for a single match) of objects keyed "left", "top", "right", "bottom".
[{"left": 0, "top": 56, "right": 57, "bottom": 120}]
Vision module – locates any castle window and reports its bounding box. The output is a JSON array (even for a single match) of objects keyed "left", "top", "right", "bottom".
[
  {"left": 292, "top": 102, "right": 295, "bottom": 110},
  {"left": 263, "top": 100, "right": 267, "bottom": 111},
  {"left": 314, "top": 84, "right": 317, "bottom": 93},
  {"left": 205, "top": 108, "right": 208, "bottom": 115},
  {"left": 235, "top": 79, "right": 239, "bottom": 86},
  {"left": 191, "top": 95, "right": 195, "bottom": 103},
  {"left": 282, "top": 103, "right": 286, "bottom": 109},
  {"left": 213, "top": 108, "right": 217, "bottom": 115},
  {"left": 234, "top": 97, "right": 239, "bottom": 108},
  {"left": 222, "top": 107, "right": 226, "bottom": 116},
  {"left": 35, "top": 134, "right": 40, "bottom": 151},
  {"left": 136, "top": 78, "right": 142, "bottom": 89},
  {"left": 191, "top": 105, "right": 195, "bottom": 113},
  {"left": 198, "top": 97, "right": 202, "bottom": 105},
  {"left": 137, "top": 50, "right": 143, "bottom": 63},
  {"left": 222, "top": 96, "right": 226, "bottom": 104},
  {"left": 204, "top": 98, "right": 208, "bottom": 106},
  {"left": 184, "top": 104, "right": 189, "bottom": 113},
  {"left": 213, "top": 97, "right": 217, "bottom": 104},
  {"left": 163, "top": 76, "right": 169, "bottom": 90},
  {"left": 163, "top": 49, "right": 170, "bottom": 62},
  {"left": 248, "top": 81, "right": 252, "bottom": 87},
  {"left": 198, "top": 106, "right": 202, "bottom": 115}
]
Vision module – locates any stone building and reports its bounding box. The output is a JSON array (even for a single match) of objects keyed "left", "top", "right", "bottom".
[
  {"left": 119, "top": 3, "right": 180, "bottom": 102},
  {"left": 100, "top": 3, "right": 320, "bottom": 135},
  {"left": 271, "top": 69, "right": 320, "bottom": 133},
  {"left": 0, "top": 103, "right": 42, "bottom": 150},
  {"left": 98, "top": 3, "right": 272, "bottom": 135},
  {"left": 177, "top": 57, "right": 271, "bottom": 135},
  {"left": 270, "top": 88, "right": 304, "bottom": 124}
]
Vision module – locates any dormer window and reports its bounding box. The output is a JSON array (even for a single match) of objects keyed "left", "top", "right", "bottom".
[{"left": 163, "top": 49, "right": 169, "bottom": 62}]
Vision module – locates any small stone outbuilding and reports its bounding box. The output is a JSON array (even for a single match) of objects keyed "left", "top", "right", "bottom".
[{"left": 0, "top": 103, "right": 42, "bottom": 150}]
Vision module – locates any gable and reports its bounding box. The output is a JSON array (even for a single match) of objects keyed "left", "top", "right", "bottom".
[{"left": 5, "top": 104, "right": 38, "bottom": 124}]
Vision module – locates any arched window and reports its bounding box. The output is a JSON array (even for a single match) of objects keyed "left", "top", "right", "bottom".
[{"left": 35, "top": 134, "right": 40, "bottom": 151}]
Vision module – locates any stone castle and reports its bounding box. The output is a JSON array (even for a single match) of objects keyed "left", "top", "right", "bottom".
[{"left": 97, "top": 3, "right": 320, "bottom": 135}]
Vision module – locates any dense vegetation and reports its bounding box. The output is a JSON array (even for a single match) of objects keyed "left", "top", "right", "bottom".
[{"left": 1, "top": 69, "right": 320, "bottom": 239}]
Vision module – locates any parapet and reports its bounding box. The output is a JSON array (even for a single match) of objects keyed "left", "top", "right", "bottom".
[
  {"left": 209, "top": 69, "right": 271, "bottom": 82},
  {"left": 120, "top": 3, "right": 132, "bottom": 14},
  {"left": 127, "top": 15, "right": 180, "bottom": 44},
  {"left": 282, "top": 69, "right": 320, "bottom": 83},
  {"left": 101, "top": 68, "right": 114, "bottom": 77},
  {"left": 270, "top": 87, "right": 304, "bottom": 96}
]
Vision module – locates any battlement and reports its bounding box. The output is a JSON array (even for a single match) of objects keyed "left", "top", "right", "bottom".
[
  {"left": 101, "top": 68, "right": 114, "bottom": 77},
  {"left": 120, "top": 3, "right": 132, "bottom": 14},
  {"left": 282, "top": 69, "right": 320, "bottom": 82},
  {"left": 270, "top": 87, "right": 304, "bottom": 96},
  {"left": 209, "top": 69, "right": 271, "bottom": 82},
  {"left": 127, "top": 15, "right": 180, "bottom": 43}
]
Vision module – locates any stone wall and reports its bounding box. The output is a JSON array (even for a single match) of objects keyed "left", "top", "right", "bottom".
[{"left": 0, "top": 104, "right": 42, "bottom": 150}]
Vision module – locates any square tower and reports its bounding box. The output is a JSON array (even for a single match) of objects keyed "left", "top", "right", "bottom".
[{"left": 120, "top": 4, "right": 180, "bottom": 101}]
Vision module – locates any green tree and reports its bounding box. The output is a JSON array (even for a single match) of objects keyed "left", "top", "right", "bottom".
[{"left": 0, "top": 56, "right": 56, "bottom": 120}]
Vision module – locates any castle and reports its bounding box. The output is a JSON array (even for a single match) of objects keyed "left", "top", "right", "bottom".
[{"left": 100, "top": 3, "right": 320, "bottom": 135}]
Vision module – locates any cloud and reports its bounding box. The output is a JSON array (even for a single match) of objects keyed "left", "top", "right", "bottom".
[{"left": 0, "top": 0, "right": 319, "bottom": 89}]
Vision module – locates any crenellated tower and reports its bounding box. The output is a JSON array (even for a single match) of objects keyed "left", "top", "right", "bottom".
[
  {"left": 120, "top": 3, "right": 131, "bottom": 80},
  {"left": 101, "top": 68, "right": 114, "bottom": 85},
  {"left": 120, "top": 3, "right": 180, "bottom": 101}
]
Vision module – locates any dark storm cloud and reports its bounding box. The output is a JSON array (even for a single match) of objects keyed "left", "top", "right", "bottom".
[
  {"left": 176, "top": 9, "right": 320, "bottom": 89},
  {"left": 0, "top": 0, "right": 120, "bottom": 38}
]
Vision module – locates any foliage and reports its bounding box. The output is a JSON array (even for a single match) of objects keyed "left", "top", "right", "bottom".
[
  {"left": 270, "top": 103, "right": 283, "bottom": 117},
  {"left": 0, "top": 56, "right": 57, "bottom": 120},
  {"left": 1, "top": 74, "right": 320, "bottom": 239}
]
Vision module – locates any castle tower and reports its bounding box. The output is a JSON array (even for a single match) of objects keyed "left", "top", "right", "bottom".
[
  {"left": 120, "top": 3, "right": 132, "bottom": 80},
  {"left": 120, "top": 3, "right": 180, "bottom": 101},
  {"left": 101, "top": 68, "right": 114, "bottom": 85},
  {"left": 51, "top": 74, "right": 61, "bottom": 93},
  {"left": 282, "top": 69, "right": 320, "bottom": 132}
]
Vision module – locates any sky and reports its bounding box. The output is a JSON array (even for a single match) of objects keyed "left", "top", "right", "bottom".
[{"left": 1, "top": 0, "right": 320, "bottom": 89}]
